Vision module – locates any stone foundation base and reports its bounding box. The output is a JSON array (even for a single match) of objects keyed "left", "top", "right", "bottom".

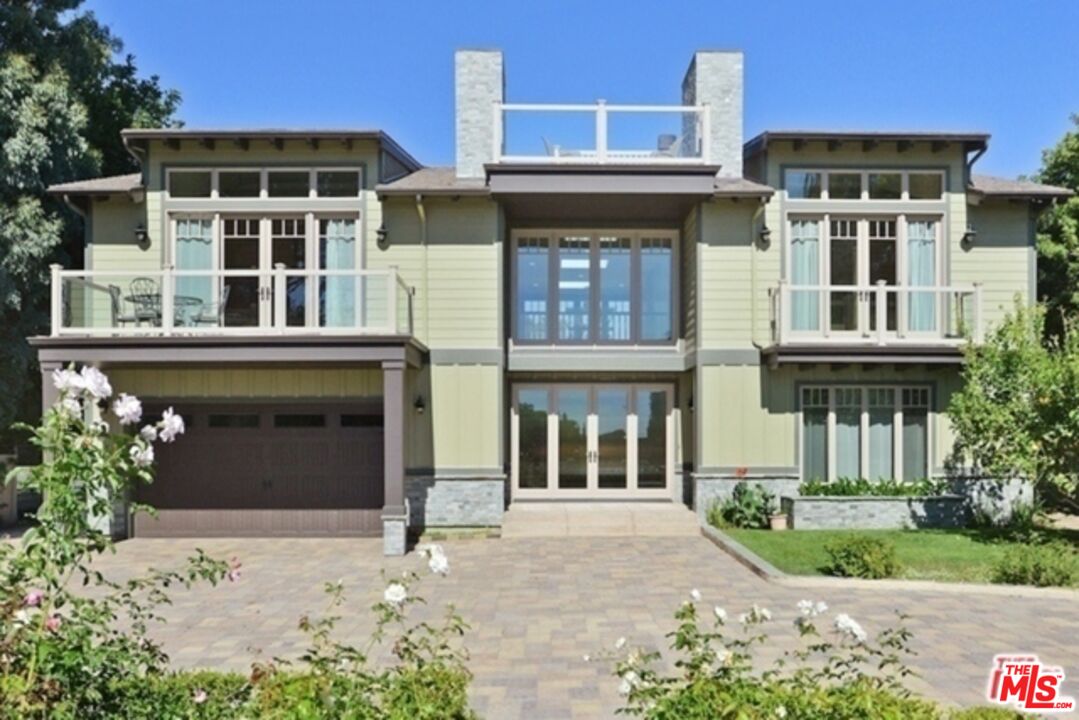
[
  {"left": 405, "top": 477, "right": 505, "bottom": 530},
  {"left": 784, "top": 495, "right": 969, "bottom": 530},
  {"left": 382, "top": 506, "right": 409, "bottom": 556},
  {"left": 693, "top": 476, "right": 799, "bottom": 524}
]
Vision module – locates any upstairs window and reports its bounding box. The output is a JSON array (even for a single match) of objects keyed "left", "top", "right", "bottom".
[
  {"left": 512, "top": 230, "right": 676, "bottom": 345},
  {"left": 167, "top": 168, "right": 362, "bottom": 199},
  {"left": 785, "top": 170, "right": 945, "bottom": 201}
]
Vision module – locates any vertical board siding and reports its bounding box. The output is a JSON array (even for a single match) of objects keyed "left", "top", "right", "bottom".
[
  {"left": 107, "top": 367, "right": 383, "bottom": 398},
  {"left": 430, "top": 364, "right": 502, "bottom": 469}
]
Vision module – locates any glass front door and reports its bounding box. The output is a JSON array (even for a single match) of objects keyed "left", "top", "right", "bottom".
[{"left": 513, "top": 383, "right": 672, "bottom": 497}]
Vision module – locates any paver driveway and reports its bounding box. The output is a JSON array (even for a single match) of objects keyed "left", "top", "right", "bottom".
[{"left": 94, "top": 536, "right": 1079, "bottom": 719}]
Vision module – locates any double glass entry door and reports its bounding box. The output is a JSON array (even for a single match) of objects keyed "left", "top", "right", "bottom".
[{"left": 513, "top": 383, "right": 672, "bottom": 498}]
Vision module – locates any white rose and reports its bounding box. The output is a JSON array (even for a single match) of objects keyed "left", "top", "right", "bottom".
[
  {"left": 139, "top": 425, "right": 158, "bottom": 442},
  {"left": 52, "top": 368, "right": 85, "bottom": 395},
  {"left": 79, "top": 366, "right": 112, "bottom": 400},
  {"left": 112, "top": 393, "right": 143, "bottom": 425},
  {"left": 129, "top": 444, "right": 154, "bottom": 468},
  {"left": 383, "top": 582, "right": 407, "bottom": 606},
  {"left": 159, "top": 407, "right": 185, "bottom": 443}
]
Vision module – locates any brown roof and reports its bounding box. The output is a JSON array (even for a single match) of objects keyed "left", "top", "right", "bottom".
[
  {"left": 377, "top": 167, "right": 489, "bottom": 196},
  {"left": 745, "top": 130, "right": 989, "bottom": 155},
  {"left": 714, "top": 176, "right": 774, "bottom": 197},
  {"left": 969, "top": 174, "right": 1073, "bottom": 199},
  {"left": 47, "top": 173, "right": 143, "bottom": 195}
]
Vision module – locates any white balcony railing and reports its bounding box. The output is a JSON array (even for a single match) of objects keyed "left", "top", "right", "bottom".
[
  {"left": 769, "top": 281, "right": 983, "bottom": 347},
  {"left": 494, "top": 101, "right": 711, "bottom": 165},
  {"left": 49, "top": 264, "right": 413, "bottom": 337}
]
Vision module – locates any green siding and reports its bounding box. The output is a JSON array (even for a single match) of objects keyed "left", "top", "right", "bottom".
[
  {"left": 962, "top": 199, "right": 1035, "bottom": 328},
  {"left": 430, "top": 364, "right": 503, "bottom": 469},
  {"left": 107, "top": 367, "right": 383, "bottom": 398},
  {"left": 698, "top": 200, "right": 765, "bottom": 347}
]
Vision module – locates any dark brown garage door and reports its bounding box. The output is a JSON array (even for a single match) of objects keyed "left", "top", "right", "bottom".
[{"left": 134, "top": 404, "right": 383, "bottom": 537}]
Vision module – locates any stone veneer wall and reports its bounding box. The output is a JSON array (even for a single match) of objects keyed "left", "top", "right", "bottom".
[
  {"left": 693, "top": 476, "right": 800, "bottom": 524},
  {"left": 783, "top": 495, "right": 969, "bottom": 530},
  {"left": 405, "top": 477, "right": 505, "bottom": 529}
]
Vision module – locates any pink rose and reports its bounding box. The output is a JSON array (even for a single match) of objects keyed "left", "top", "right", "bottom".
[
  {"left": 23, "top": 589, "right": 44, "bottom": 607},
  {"left": 44, "top": 615, "right": 62, "bottom": 632}
]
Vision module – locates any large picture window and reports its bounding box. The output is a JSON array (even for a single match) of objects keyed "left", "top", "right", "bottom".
[
  {"left": 512, "top": 230, "right": 676, "bottom": 344},
  {"left": 801, "top": 385, "right": 930, "bottom": 481}
]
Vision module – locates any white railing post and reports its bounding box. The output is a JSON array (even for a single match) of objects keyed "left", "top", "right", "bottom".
[
  {"left": 778, "top": 280, "right": 790, "bottom": 345},
  {"left": 595, "top": 100, "right": 608, "bottom": 163},
  {"left": 50, "top": 264, "right": 62, "bottom": 336},
  {"left": 875, "top": 280, "right": 887, "bottom": 346},
  {"left": 491, "top": 101, "right": 503, "bottom": 163},
  {"left": 387, "top": 268, "right": 399, "bottom": 334},
  {"left": 699, "top": 104, "right": 711, "bottom": 163},
  {"left": 161, "top": 266, "right": 174, "bottom": 335},
  {"left": 973, "top": 282, "right": 984, "bottom": 343},
  {"left": 273, "top": 263, "right": 286, "bottom": 333}
]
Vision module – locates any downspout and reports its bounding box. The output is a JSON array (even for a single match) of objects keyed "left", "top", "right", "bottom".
[
  {"left": 60, "top": 194, "right": 86, "bottom": 220},
  {"left": 750, "top": 199, "right": 767, "bottom": 350},
  {"left": 121, "top": 135, "right": 148, "bottom": 176},
  {"left": 415, "top": 194, "right": 429, "bottom": 343},
  {"left": 964, "top": 145, "right": 987, "bottom": 188}
]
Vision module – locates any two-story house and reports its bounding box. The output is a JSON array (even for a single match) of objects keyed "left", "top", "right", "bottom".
[{"left": 35, "top": 49, "right": 1070, "bottom": 553}]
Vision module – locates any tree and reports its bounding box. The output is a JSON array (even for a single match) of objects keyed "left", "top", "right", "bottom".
[
  {"left": 947, "top": 302, "right": 1079, "bottom": 508},
  {"left": 1035, "top": 114, "right": 1079, "bottom": 340},
  {"left": 0, "top": 0, "right": 181, "bottom": 437}
]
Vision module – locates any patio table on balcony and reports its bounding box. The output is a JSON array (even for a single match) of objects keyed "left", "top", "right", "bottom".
[{"left": 125, "top": 294, "right": 204, "bottom": 326}]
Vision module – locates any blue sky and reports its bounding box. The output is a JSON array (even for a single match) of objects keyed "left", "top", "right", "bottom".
[{"left": 86, "top": 0, "right": 1078, "bottom": 178}]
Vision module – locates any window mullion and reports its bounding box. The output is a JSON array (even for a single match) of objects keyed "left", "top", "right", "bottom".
[
  {"left": 860, "top": 388, "right": 869, "bottom": 479},
  {"left": 894, "top": 387, "right": 904, "bottom": 481},
  {"left": 827, "top": 389, "right": 836, "bottom": 481}
]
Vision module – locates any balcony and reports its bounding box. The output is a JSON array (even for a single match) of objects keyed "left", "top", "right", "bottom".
[
  {"left": 494, "top": 102, "right": 711, "bottom": 165},
  {"left": 768, "top": 281, "right": 984, "bottom": 350},
  {"left": 49, "top": 265, "right": 413, "bottom": 338}
]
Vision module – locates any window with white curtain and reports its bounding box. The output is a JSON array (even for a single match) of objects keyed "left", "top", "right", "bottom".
[{"left": 801, "top": 385, "right": 930, "bottom": 481}]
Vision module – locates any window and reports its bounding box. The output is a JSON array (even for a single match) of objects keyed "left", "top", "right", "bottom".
[
  {"left": 208, "top": 413, "right": 260, "bottom": 428},
  {"left": 784, "top": 170, "right": 946, "bottom": 201},
  {"left": 274, "top": 414, "right": 326, "bottom": 428},
  {"left": 267, "top": 171, "right": 310, "bottom": 197},
  {"left": 219, "top": 171, "right": 260, "bottom": 197},
  {"left": 868, "top": 173, "right": 901, "bottom": 199},
  {"left": 169, "top": 171, "right": 211, "bottom": 197},
  {"left": 801, "top": 385, "right": 930, "bottom": 481},
  {"left": 786, "top": 171, "right": 822, "bottom": 199},
  {"left": 341, "top": 414, "right": 382, "bottom": 428},
  {"left": 828, "top": 173, "right": 862, "bottom": 199},
  {"left": 513, "top": 230, "right": 676, "bottom": 344},
  {"left": 909, "top": 173, "right": 943, "bottom": 199},
  {"left": 317, "top": 171, "right": 360, "bottom": 197}
]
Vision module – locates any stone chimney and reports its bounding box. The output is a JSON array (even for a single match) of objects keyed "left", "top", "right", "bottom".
[
  {"left": 681, "top": 51, "right": 743, "bottom": 177},
  {"left": 455, "top": 49, "right": 504, "bottom": 179}
]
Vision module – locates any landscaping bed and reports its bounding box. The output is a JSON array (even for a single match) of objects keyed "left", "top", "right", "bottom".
[{"left": 724, "top": 527, "right": 1079, "bottom": 584}]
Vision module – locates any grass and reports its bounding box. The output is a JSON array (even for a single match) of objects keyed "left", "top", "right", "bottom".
[{"left": 724, "top": 527, "right": 1079, "bottom": 583}]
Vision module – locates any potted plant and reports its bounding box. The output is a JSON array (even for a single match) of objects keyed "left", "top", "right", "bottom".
[{"left": 768, "top": 499, "right": 788, "bottom": 531}]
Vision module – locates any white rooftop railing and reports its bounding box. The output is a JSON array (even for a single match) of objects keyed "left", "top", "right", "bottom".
[{"left": 494, "top": 101, "right": 711, "bottom": 165}]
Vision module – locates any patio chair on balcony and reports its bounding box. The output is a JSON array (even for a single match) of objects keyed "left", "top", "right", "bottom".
[
  {"left": 128, "top": 276, "right": 161, "bottom": 326},
  {"left": 190, "top": 285, "right": 231, "bottom": 327},
  {"left": 107, "top": 285, "right": 139, "bottom": 327}
]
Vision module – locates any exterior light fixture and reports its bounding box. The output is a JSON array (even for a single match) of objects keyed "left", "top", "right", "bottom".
[
  {"left": 376, "top": 224, "right": 389, "bottom": 249},
  {"left": 758, "top": 225, "right": 772, "bottom": 249},
  {"left": 133, "top": 224, "right": 149, "bottom": 246},
  {"left": 413, "top": 395, "right": 426, "bottom": 414},
  {"left": 961, "top": 222, "right": 977, "bottom": 249}
]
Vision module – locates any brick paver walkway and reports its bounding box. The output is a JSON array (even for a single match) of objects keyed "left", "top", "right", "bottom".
[{"left": 93, "top": 536, "right": 1079, "bottom": 719}]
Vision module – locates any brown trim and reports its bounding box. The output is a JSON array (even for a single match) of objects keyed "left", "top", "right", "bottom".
[
  {"left": 762, "top": 344, "right": 963, "bottom": 365},
  {"left": 31, "top": 335, "right": 427, "bottom": 368}
]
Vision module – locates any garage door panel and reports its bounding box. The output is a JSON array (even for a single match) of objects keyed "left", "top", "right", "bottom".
[{"left": 134, "top": 404, "right": 384, "bottom": 537}]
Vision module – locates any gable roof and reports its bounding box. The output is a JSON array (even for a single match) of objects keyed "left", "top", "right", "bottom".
[
  {"left": 377, "top": 167, "right": 489, "bottom": 196},
  {"left": 46, "top": 172, "right": 143, "bottom": 196},
  {"left": 969, "top": 174, "right": 1073, "bottom": 199}
]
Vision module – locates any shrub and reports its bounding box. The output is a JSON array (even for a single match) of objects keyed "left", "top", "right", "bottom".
[
  {"left": 714, "top": 482, "right": 776, "bottom": 529},
  {"left": 604, "top": 590, "right": 1004, "bottom": 719},
  {"left": 824, "top": 534, "right": 901, "bottom": 579},
  {"left": 800, "top": 476, "right": 943, "bottom": 497},
  {"left": 991, "top": 541, "right": 1079, "bottom": 587}
]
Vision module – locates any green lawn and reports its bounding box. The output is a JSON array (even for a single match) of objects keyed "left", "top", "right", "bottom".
[{"left": 724, "top": 527, "right": 1079, "bottom": 583}]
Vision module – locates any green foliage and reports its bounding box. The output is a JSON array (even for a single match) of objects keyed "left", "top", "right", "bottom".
[
  {"left": 0, "top": 0, "right": 182, "bottom": 435},
  {"left": 605, "top": 590, "right": 1001, "bottom": 719},
  {"left": 800, "top": 477, "right": 943, "bottom": 497},
  {"left": 712, "top": 482, "right": 776, "bottom": 529},
  {"left": 824, "top": 534, "right": 901, "bottom": 579},
  {"left": 948, "top": 302, "right": 1079, "bottom": 502},
  {"left": 991, "top": 541, "right": 1079, "bottom": 587},
  {"left": 1035, "top": 114, "right": 1079, "bottom": 340}
]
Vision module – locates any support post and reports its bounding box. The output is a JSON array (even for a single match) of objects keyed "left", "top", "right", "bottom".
[
  {"left": 50, "top": 264, "right": 62, "bottom": 336},
  {"left": 381, "top": 360, "right": 408, "bottom": 555}
]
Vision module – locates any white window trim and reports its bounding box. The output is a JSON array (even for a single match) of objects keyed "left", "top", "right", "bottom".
[
  {"left": 798, "top": 384, "right": 932, "bottom": 482},
  {"left": 166, "top": 167, "right": 364, "bottom": 200},
  {"left": 784, "top": 169, "right": 946, "bottom": 202}
]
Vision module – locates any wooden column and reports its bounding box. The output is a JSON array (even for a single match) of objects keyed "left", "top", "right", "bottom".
[{"left": 381, "top": 360, "right": 408, "bottom": 554}]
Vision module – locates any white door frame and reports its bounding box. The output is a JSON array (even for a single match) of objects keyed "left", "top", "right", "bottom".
[{"left": 510, "top": 382, "right": 673, "bottom": 500}]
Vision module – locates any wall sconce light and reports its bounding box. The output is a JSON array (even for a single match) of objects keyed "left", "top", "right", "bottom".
[
  {"left": 413, "top": 395, "right": 426, "bottom": 414},
  {"left": 758, "top": 225, "right": 772, "bottom": 249},
  {"left": 961, "top": 222, "right": 977, "bottom": 249},
  {"left": 687, "top": 394, "right": 695, "bottom": 413},
  {"left": 376, "top": 224, "right": 389, "bottom": 249},
  {"left": 133, "top": 224, "right": 150, "bottom": 247}
]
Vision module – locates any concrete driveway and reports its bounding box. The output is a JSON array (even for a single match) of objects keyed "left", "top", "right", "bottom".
[{"left": 92, "top": 535, "right": 1079, "bottom": 719}]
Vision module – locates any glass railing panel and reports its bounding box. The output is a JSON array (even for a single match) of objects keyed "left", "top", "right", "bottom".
[{"left": 59, "top": 272, "right": 164, "bottom": 332}]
